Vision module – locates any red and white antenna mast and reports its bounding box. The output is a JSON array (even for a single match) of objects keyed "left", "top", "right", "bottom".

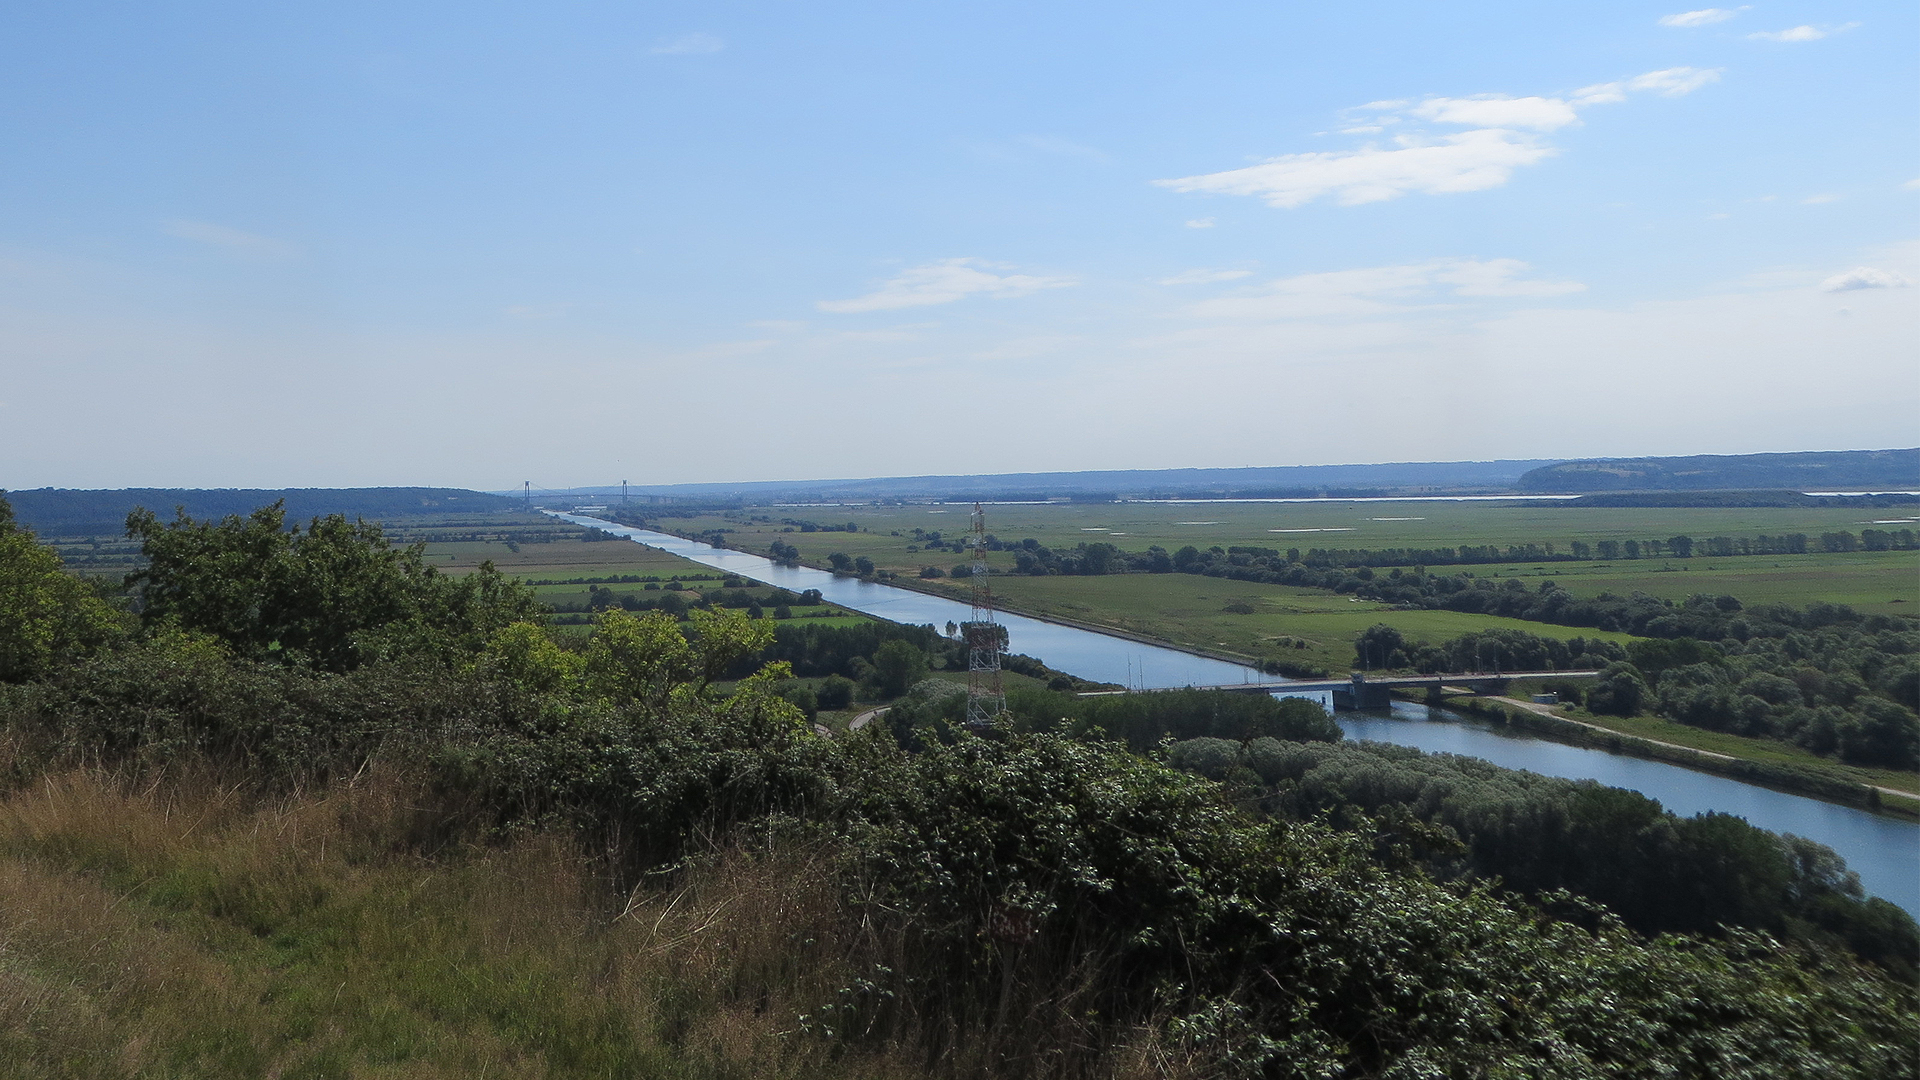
[{"left": 964, "top": 501, "right": 1004, "bottom": 727}]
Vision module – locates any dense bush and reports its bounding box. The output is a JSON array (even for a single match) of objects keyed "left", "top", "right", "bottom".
[{"left": 1172, "top": 736, "right": 1918, "bottom": 979}]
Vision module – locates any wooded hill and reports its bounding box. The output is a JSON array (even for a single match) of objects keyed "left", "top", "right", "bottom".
[
  {"left": 1, "top": 486, "right": 522, "bottom": 536},
  {"left": 1519, "top": 449, "right": 1919, "bottom": 493}
]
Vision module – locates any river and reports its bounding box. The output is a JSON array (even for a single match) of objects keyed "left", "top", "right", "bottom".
[{"left": 554, "top": 514, "right": 1920, "bottom": 916}]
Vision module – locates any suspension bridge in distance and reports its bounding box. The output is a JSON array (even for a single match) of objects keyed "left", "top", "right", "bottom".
[{"left": 1084, "top": 670, "right": 1604, "bottom": 710}]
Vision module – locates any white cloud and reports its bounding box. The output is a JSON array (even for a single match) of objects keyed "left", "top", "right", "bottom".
[
  {"left": 1185, "top": 218, "right": 1216, "bottom": 228},
  {"left": 1574, "top": 67, "right": 1721, "bottom": 105},
  {"left": 1161, "top": 68, "right": 1718, "bottom": 209},
  {"left": 1184, "top": 258, "right": 1584, "bottom": 319},
  {"left": 1906, "top": 178, "right": 1920, "bottom": 191},
  {"left": 1412, "top": 95, "right": 1581, "bottom": 132},
  {"left": 1749, "top": 23, "right": 1857, "bottom": 41},
  {"left": 1822, "top": 267, "right": 1912, "bottom": 292},
  {"left": 1156, "top": 129, "right": 1555, "bottom": 208},
  {"left": 651, "top": 32, "right": 723, "bottom": 54},
  {"left": 1160, "top": 268, "right": 1254, "bottom": 286},
  {"left": 161, "top": 219, "right": 297, "bottom": 259},
  {"left": 817, "top": 258, "right": 1073, "bottom": 313},
  {"left": 1659, "top": 8, "right": 1743, "bottom": 28}
]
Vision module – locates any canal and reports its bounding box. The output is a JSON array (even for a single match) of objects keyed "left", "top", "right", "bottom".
[{"left": 555, "top": 514, "right": 1920, "bottom": 915}]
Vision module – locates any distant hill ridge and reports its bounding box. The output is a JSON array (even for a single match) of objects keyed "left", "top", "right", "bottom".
[
  {"left": 530, "top": 459, "right": 1560, "bottom": 502},
  {"left": 1517, "top": 449, "right": 1919, "bottom": 493},
  {"left": 2, "top": 487, "right": 520, "bottom": 536}
]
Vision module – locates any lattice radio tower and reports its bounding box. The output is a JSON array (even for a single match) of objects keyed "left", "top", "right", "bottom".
[{"left": 964, "top": 502, "right": 1005, "bottom": 727}]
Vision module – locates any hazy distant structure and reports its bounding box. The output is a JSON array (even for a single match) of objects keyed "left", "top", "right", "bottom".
[
  {"left": 523, "top": 481, "right": 532, "bottom": 509},
  {"left": 964, "top": 502, "right": 1004, "bottom": 727}
]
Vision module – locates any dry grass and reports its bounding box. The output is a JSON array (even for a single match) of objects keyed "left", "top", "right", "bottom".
[{"left": 0, "top": 766, "right": 1189, "bottom": 1079}]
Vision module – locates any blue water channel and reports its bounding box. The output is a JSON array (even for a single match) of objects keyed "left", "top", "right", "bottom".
[{"left": 555, "top": 515, "right": 1920, "bottom": 916}]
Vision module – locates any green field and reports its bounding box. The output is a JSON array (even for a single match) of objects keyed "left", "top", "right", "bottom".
[
  {"left": 1455, "top": 551, "right": 1917, "bottom": 611},
  {"left": 654, "top": 503, "right": 1916, "bottom": 599},
  {"left": 421, "top": 537, "right": 714, "bottom": 579},
  {"left": 965, "top": 572, "right": 1639, "bottom": 676},
  {"left": 663, "top": 500, "right": 1918, "bottom": 560}
]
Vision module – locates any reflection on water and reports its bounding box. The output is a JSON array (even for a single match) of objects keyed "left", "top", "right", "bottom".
[
  {"left": 555, "top": 515, "right": 1276, "bottom": 690},
  {"left": 557, "top": 514, "right": 1920, "bottom": 917},
  {"left": 1336, "top": 702, "right": 1919, "bottom": 917}
]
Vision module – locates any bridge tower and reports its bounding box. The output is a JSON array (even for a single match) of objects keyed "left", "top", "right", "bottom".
[{"left": 964, "top": 502, "right": 1004, "bottom": 728}]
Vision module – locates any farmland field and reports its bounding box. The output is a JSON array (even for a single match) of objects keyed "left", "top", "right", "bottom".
[
  {"left": 1430, "top": 550, "right": 1916, "bottom": 611},
  {"left": 653, "top": 500, "right": 1918, "bottom": 559},
  {"left": 975, "top": 572, "right": 1640, "bottom": 676},
  {"left": 620, "top": 500, "right": 1916, "bottom": 672},
  {"left": 421, "top": 537, "right": 712, "bottom": 579}
]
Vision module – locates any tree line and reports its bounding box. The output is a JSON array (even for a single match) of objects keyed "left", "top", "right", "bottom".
[
  {"left": 989, "top": 528, "right": 1914, "bottom": 579},
  {"left": 1353, "top": 615, "right": 1918, "bottom": 772}
]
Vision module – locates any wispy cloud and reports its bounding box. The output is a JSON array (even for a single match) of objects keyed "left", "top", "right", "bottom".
[
  {"left": 817, "top": 258, "right": 1073, "bottom": 313},
  {"left": 1184, "top": 218, "right": 1216, "bottom": 229},
  {"left": 1659, "top": 8, "right": 1745, "bottom": 28},
  {"left": 651, "top": 32, "right": 723, "bottom": 55},
  {"left": 1184, "top": 258, "right": 1585, "bottom": 319},
  {"left": 1822, "top": 267, "right": 1912, "bottom": 292},
  {"left": 1160, "top": 268, "right": 1254, "bottom": 286},
  {"left": 161, "top": 219, "right": 297, "bottom": 259},
  {"left": 1748, "top": 23, "right": 1858, "bottom": 42},
  {"left": 1572, "top": 67, "right": 1721, "bottom": 105},
  {"left": 1412, "top": 95, "right": 1580, "bottom": 131},
  {"left": 1156, "top": 68, "right": 1718, "bottom": 209},
  {"left": 1156, "top": 130, "right": 1556, "bottom": 208}
]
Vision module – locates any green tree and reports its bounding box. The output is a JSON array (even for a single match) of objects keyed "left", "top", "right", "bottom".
[
  {"left": 126, "top": 501, "right": 540, "bottom": 672},
  {"left": 0, "top": 494, "right": 128, "bottom": 681},
  {"left": 872, "top": 639, "right": 929, "bottom": 697},
  {"left": 1354, "top": 623, "right": 1406, "bottom": 669}
]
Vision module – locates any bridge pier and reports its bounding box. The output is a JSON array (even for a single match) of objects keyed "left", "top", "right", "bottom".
[{"left": 1331, "top": 674, "right": 1394, "bottom": 710}]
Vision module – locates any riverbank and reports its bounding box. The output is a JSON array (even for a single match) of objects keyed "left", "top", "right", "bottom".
[{"left": 1430, "top": 694, "right": 1920, "bottom": 820}]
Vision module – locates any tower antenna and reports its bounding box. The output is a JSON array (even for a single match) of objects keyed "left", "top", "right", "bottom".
[{"left": 964, "top": 502, "right": 1004, "bottom": 728}]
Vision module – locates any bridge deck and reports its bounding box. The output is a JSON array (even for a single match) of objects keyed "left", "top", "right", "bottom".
[{"left": 1093, "top": 671, "right": 1602, "bottom": 696}]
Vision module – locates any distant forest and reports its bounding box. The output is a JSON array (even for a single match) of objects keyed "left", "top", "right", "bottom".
[
  {"left": 535, "top": 448, "right": 1915, "bottom": 504},
  {"left": 1518, "top": 449, "right": 1919, "bottom": 493},
  {"left": 2, "top": 486, "right": 521, "bottom": 535}
]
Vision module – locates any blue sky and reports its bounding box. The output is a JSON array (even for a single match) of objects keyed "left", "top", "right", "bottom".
[{"left": 2, "top": 1, "right": 1914, "bottom": 489}]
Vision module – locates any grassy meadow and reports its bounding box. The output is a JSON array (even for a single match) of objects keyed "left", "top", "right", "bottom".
[
  {"left": 420, "top": 536, "right": 714, "bottom": 579},
  {"left": 664, "top": 500, "right": 1920, "bottom": 561},
  {"left": 0, "top": 768, "right": 940, "bottom": 1080},
  {"left": 1441, "top": 550, "right": 1917, "bottom": 611},
  {"left": 631, "top": 501, "right": 1915, "bottom": 673},
  {"left": 980, "top": 572, "right": 1640, "bottom": 676}
]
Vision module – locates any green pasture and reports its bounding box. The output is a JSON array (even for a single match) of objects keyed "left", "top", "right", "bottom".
[
  {"left": 682, "top": 500, "right": 1917, "bottom": 559},
  {"left": 653, "top": 504, "right": 1915, "bottom": 617},
  {"left": 421, "top": 537, "right": 716, "bottom": 580},
  {"left": 1463, "top": 550, "right": 1918, "bottom": 611},
  {"left": 979, "top": 573, "right": 1640, "bottom": 676}
]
